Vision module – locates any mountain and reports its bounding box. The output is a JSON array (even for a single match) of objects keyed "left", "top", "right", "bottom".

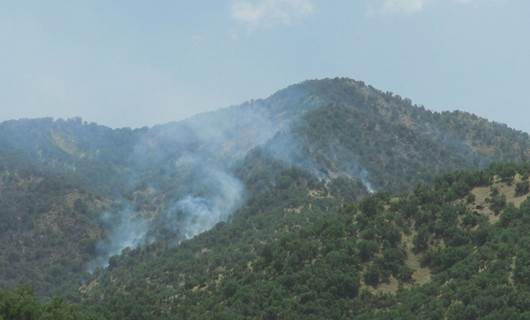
[
  {"left": 261, "top": 79, "right": 529, "bottom": 192},
  {"left": 1, "top": 78, "right": 530, "bottom": 315},
  {"left": 2, "top": 79, "right": 528, "bottom": 193}
]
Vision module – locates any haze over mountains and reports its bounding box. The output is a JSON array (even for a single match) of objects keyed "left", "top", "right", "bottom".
[{"left": 1, "top": 78, "right": 530, "bottom": 319}]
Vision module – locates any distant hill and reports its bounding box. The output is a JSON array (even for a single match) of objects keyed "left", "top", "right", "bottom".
[
  {"left": 2, "top": 78, "right": 528, "bottom": 193},
  {"left": 0, "top": 77, "right": 529, "bottom": 304}
]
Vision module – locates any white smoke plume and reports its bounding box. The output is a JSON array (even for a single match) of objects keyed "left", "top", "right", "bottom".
[
  {"left": 87, "top": 84, "right": 369, "bottom": 271},
  {"left": 163, "top": 157, "right": 244, "bottom": 241},
  {"left": 360, "top": 169, "right": 376, "bottom": 194},
  {"left": 87, "top": 205, "right": 149, "bottom": 271}
]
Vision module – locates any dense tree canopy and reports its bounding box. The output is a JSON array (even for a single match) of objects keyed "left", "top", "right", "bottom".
[{"left": 78, "top": 162, "right": 530, "bottom": 319}]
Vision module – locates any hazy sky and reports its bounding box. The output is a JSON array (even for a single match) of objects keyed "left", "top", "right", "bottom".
[{"left": 1, "top": 0, "right": 529, "bottom": 131}]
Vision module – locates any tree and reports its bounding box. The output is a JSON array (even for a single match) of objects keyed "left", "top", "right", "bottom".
[
  {"left": 516, "top": 181, "right": 530, "bottom": 197},
  {"left": 489, "top": 194, "right": 506, "bottom": 214},
  {"left": 364, "top": 264, "right": 381, "bottom": 286}
]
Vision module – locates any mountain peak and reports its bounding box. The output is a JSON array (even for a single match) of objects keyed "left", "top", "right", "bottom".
[{"left": 1, "top": 78, "right": 530, "bottom": 305}]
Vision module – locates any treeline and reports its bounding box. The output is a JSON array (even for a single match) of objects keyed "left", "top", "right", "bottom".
[{"left": 0, "top": 288, "right": 99, "bottom": 320}]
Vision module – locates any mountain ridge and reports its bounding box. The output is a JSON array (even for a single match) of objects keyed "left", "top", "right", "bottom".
[{"left": 1, "top": 77, "right": 529, "bottom": 306}]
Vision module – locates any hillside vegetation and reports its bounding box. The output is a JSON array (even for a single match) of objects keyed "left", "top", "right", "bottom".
[
  {"left": 1, "top": 78, "right": 530, "bottom": 319},
  {"left": 0, "top": 155, "right": 110, "bottom": 297},
  {"left": 265, "top": 79, "right": 530, "bottom": 192},
  {"left": 80, "top": 162, "right": 530, "bottom": 319},
  {"left": 0, "top": 287, "right": 99, "bottom": 320}
]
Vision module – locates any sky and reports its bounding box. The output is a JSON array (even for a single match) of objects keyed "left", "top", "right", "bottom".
[{"left": 1, "top": 0, "right": 529, "bottom": 131}]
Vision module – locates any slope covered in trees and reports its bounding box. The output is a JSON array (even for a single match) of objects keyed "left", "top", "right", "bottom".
[
  {"left": 80, "top": 162, "right": 530, "bottom": 319},
  {"left": 1, "top": 78, "right": 530, "bottom": 309},
  {"left": 0, "top": 287, "right": 98, "bottom": 320},
  {"left": 1, "top": 78, "right": 528, "bottom": 195},
  {"left": 263, "top": 79, "right": 530, "bottom": 192},
  {"left": 0, "top": 155, "right": 111, "bottom": 297}
]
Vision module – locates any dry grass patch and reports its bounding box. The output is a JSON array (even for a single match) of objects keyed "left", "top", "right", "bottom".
[
  {"left": 402, "top": 233, "right": 432, "bottom": 286},
  {"left": 367, "top": 276, "right": 400, "bottom": 295},
  {"left": 467, "top": 175, "right": 530, "bottom": 224}
]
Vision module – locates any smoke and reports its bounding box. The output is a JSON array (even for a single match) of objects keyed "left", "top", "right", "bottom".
[
  {"left": 88, "top": 205, "right": 149, "bottom": 271},
  {"left": 175, "top": 196, "right": 218, "bottom": 239},
  {"left": 265, "top": 127, "right": 378, "bottom": 194},
  {"left": 88, "top": 118, "right": 248, "bottom": 272},
  {"left": 162, "top": 158, "right": 244, "bottom": 241},
  {"left": 87, "top": 84, "right": 373, "bottom": 271},
  {"left": 88, "top": 164, "right": 244, "bottom": 271},
  {"left": 360, "top": 169, "right": 376, "bottom": 194}
]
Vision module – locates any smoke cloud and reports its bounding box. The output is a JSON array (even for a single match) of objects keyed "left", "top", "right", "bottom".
[
  {"left": 161, "top": 158, "right": 244, "bottom": 241},
  {"left": 360, "top": 169, "right": 376, "bottom": 194},
  {"left": 87, "top": 85, "right": 376, "bottom": 271},
  {"left": 87, "top": 104, "right": 267, "bottom": 270},
  {"left": 88, "top": 157, "right": 245, "bottom": 270},
  {"left": 88, "top": 205, "right": 149, "bottom": 271}
]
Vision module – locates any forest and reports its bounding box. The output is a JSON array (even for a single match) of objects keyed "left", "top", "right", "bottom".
[
  {"left": 2, "top": 79, "right": 530, "bottom": 319},
  {"left": 3, "top": 162, "right": 530, "bottom": 319}
]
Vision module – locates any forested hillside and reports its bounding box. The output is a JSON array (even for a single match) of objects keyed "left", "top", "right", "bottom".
[
  {"left": 0, "top": 287, "right": 99, "bottom": 320},
  {"left": 2, "top": 79, "right": 528, "bottom": 195},
  {"left": 0, "top": 118, "right": 143, "bottom": 195},
  {"left": 263, "top": 79, "right": 530, "bottom": 192},
  {"left": 1, "top": 78, "right": 530, "bottom": 318},
  {"left": 81, "top": 162, "right": 530, "bottom": 319},
  {"left": 0, "top": 154, "right": 111, "bottom": 297}
]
